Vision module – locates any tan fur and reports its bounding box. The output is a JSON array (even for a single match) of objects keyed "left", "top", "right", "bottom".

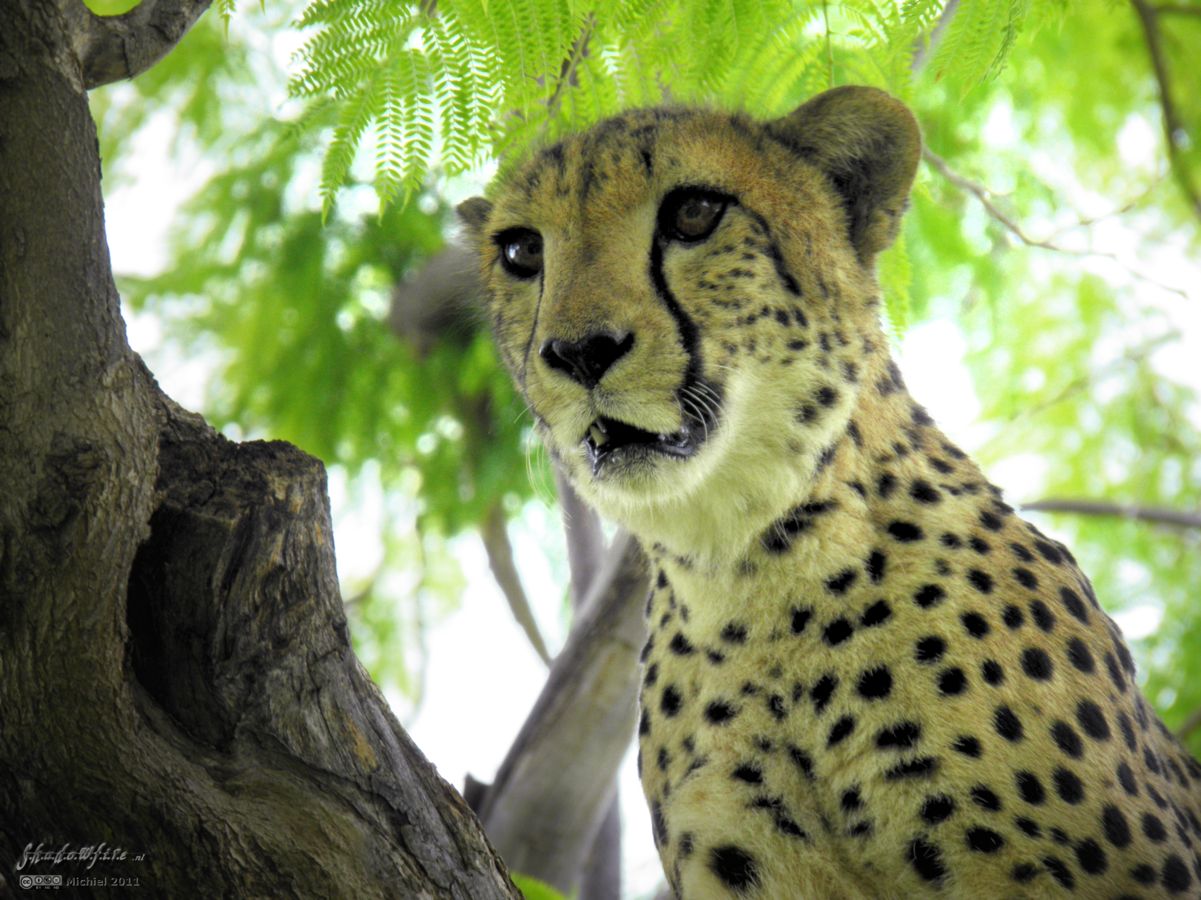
[{"left": 462, "top": 88, "right": 1201, "bottom": 898}]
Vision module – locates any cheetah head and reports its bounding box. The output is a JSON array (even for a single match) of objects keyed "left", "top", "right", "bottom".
[{"left": 461, "top": 87, "right": 920, "bottom": 552}]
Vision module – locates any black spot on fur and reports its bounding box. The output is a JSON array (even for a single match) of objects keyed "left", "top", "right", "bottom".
[
  {"left": 953, "top": 736, "right": 982, "bottom": 757},
  {"left": 1053, "top": 768, "right": 1084, "bottom": 804},
  {"left": 877, "top": 721, "right": 921, "bottom": 749},
  {"left": 705, "top": 700, "right": 737, "bottom": 725},
  {"left": 811, "top": 674, "right": 838, "bottom": 712},
  {"left": 961, "top": 611, "right": 990, "bottom": 637},
  {"left": 939, "top": 668, "right": 967, "bottom": 695},
  {"left": 709, "top": 845, "right": 760, "bottom": 891},
  {"left": 1163, "top": 855, "right": 1192, "bottom": 892},
  {"left": 911, "top": 480, "right": 941, "bottom": 503},
  {"left": 915, "top": 636, "right": 946, "bottom": 663},
  {"left": 1102, "top": 805, "right": 1131, "bottom": 848},
  {"left": 825, "top": 568, "right": 858, "bottom": 595},
  {"left": 669, "top": 633, "right": 694, "bottom": 655},
  {"left": 861, "top": 600, "right": 892, "bottom": 627},
  {"left": 865, "top": 550, "right": 886, "bottom": 583},
  {"left": 823, "top": 618, "right": 853, "bottom": 645},
  {"left": 967, "top": 828, "right": 1004, "bottom": 853},
  {"left": 921, "top": 795, "right": 955, "bottom": 824},
  {"left": 967, "top": 569, "right": 994, "bottom": 593},
  {"left": 716, "top": 622, "right": 747, "bottom": 648},
  {"left": 1077, "top": 700, "right": 1111, "bottom": 741},
  {"left": 1021, "top": 647, "right": 1054, "bottom": 681},
  {"left": 1042, "top": 855, "right": 1075, "bottom": 889},
  {"left": 908, "top": 837, "right": 947, "bottom": 882},
  {"left": 827, "top": 715, "right": 856, "bottom": 746},
  {"left": 857, "top": 666, "right": 892, "bottom": 699},
  {"left": 732, "top": 763, "right": 763, "bottom": 784},
  {"left": 994, "top": 706, "right": 1023, "bottom": 741},
  {"left": 661, "top": 685, "right": 682, "bottom": 716},
  {"left": 887, "top": 521, "right": 924, "bottom": 542},
  {"left": 1016, "top": 771, "right": 1045, "bottom": 804},
  {"left": 885, "top": 757, "right": 938, "bottom": 780},
  {"left": 914, "top": 584, "right": 945, "bottom": 608}
]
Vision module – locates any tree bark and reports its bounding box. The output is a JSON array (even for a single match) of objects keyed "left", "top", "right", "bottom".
[{"left": 0, "top": 2, "right": 518, "bottom": 896}]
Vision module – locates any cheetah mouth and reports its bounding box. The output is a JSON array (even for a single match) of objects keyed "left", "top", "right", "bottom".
[
  {"left": 583, "top": 416, "right": 698, "bottom": 474},
  {"left": 582, "top": 380, "right": 722, "bottom": 476},
  {"left": 578, "top": 374, "right": 720, "bottom": 473}
]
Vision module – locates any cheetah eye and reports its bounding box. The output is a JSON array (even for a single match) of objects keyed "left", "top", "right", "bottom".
[
  {"left": 496, "top": 228, "right": 543, "bottom": 278},
  {"left": 659, "top": 187, "right": 731, "bottom": 243}
]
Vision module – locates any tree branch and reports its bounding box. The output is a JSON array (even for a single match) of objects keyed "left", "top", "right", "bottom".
[
  {"left": 389, "top": 244, "right": 480, "bottom": 356},
  {"left": 477, "top": 533, "right": 648, "bottom": 895},
  {"left": 61, "top": 0, "right": 213, "bottom": 90},
  {"left": 480, "top": 502, "right": 553, "bottom": 666},
  {"left": 1130, "top": 0, "right": 1201, "bottom": 225},
  {"left": 1022, "top": 498, "right": 1201, "bottom": 530},
  {"left": 910, "top": 0, "right": 960, "bottom": 74},
  {"left": 554, "top": 469, "right": 620, "bottom": 900}
]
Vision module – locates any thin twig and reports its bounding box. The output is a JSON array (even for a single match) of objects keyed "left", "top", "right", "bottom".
[
  {"left": 1177, "top": 706, "right": 1201, "bottom": 741},
  {"left": 923, "top": 148, "right": 1190, "bottom": 297},
  {"left": 910, "top": 0, "right": 961, "bottom": 74},
  {"left": 1042, "top": 181, "right": 1160, "bottom": 241},
  {"left": 480, "top": 502, "right": 553, "bottom": 665},
  {"left": 1155, "top": 3, "right": 1201, "bottom": 16},
  {"left": 822, "top": 0, "right": 834, "bottom": 87},
  {"left": 544, "top": 15, "right": 596, "bottom": 125},
  {"left": 1007, "top": 330, "right": 1178, "bottom": 423},
  {"left": 923, "top": 148, "right": 1082, "bottom": 252},
  {"left": 1130, "top": 0, "right": 1201, "bottom": 224},
  {"left": 1022, "top": 498, "right": 1201, "bottom": 530}
]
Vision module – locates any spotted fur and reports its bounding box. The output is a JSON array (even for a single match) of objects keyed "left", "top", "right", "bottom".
[{"left": 460, "top": 87, "right": 1201, "bottom": 898}]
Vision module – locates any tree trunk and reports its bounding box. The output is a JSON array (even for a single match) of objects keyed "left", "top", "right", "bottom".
[{"left": 0, "top": 2, "right": 518, "bottom": 896}]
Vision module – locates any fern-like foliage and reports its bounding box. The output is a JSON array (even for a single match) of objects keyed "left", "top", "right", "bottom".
[{"left": 292, "top": 0, "right": 1061, "bottom": 231}]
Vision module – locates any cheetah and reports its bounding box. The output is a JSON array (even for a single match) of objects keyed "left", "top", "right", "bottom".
[{"left": 459, "top": 86, "right": 1201, "bottom": 898}]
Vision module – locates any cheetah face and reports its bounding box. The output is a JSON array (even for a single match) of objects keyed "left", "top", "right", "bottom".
[
  {"left": 461, "top": 88, "right": 920, "bottom": 532},
  {"left": 497, "top": 186, "right": 731, "bottom": 479}
]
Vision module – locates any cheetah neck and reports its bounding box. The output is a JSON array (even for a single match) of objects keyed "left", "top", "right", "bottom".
[{"left": 637, "top": 346, "right": 985, "bottom": 579}]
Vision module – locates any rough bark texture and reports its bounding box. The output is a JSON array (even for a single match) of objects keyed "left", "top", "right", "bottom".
[
  {"left": 61, "top": 0, "right": 214, "bottom": 89},
  {"left": 0, "top": 3, "right": 518, "bottom": 896}
]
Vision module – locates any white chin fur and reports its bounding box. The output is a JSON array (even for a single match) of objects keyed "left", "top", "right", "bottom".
[{"left": 567, "top": 372, "right": 824, "bottom": 564}]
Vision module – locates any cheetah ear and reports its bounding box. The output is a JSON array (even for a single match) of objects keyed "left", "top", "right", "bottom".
[
  {"left": 767, "top": 86, "right": 921, "bottom": 262},
  {"left": 455, "top": 196, "right": 493, "bottom": 239}
]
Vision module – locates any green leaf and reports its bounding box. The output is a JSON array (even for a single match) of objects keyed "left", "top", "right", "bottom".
[
  {"left": 511, "top": 874, "right": 569, "bottom": 900},
  {"left": 878, "top": 225, "right": 912, "bottom": 338}
]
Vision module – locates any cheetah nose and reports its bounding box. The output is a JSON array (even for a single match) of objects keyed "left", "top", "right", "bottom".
[{"left": 539, "top": 332, "right": 634, "bottom": 389}]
